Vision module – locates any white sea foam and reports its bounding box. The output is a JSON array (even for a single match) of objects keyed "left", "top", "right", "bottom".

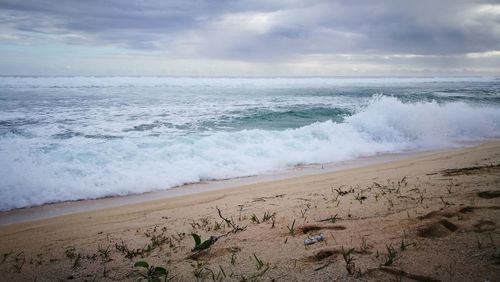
[{"left": 1, "top": 95, "right": 499, "bottom": 210}]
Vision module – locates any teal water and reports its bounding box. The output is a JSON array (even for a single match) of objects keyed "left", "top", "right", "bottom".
[{"left": 0, "top": 77, "right": 499, "bottom": 210}]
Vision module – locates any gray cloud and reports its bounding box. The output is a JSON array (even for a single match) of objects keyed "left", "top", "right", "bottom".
[
  {"left": 0, "top": 0, "right": 499, "bottom": 75},
  {"left": 193, "top": 0, "right": 500, "bottom": 60}
]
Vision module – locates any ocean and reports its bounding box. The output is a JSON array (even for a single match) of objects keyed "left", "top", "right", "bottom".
[{"left": 1, "top": 76, "right": 499, "bottom": 211}]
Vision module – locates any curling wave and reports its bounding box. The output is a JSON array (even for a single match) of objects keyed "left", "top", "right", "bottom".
[{"left": 0, "top": 95, "right": 499, "bottom": 210}]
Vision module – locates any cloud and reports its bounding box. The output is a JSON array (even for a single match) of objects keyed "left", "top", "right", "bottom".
[{"left": 0, "top": 0, "right": 499, "bottom": 75}]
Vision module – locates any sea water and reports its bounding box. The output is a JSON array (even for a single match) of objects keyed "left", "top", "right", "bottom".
[{"left": 1, "top": 76, "right": 499, "bottom": 210}]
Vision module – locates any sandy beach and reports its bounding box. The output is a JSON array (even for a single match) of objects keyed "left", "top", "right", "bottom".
[
  {"left": 0, "top": 141, "right": 499, "bottom": 281},
  {"left": 2, "top": 1, "right": 500, "bottom": 281}
]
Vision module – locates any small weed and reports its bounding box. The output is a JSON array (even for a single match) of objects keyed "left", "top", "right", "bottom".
[
  {"left": 64, "top": 247, "right": 82, "bottom": 269},
  {"left": 191, "top": 233, "right": 217, "bottom": 252},
  {"left": 190, "top": 220, "right": 201, "bottom": 230},
  {"left": 1, "top": 251, "right": 13, "bottom": 264},
  {"left": 216, "top": 206, "right": 246, "bottom": 233},
  {"left": 334, "top": 186, "right": 354, "bottom": 196},
  {"left": 149, "top": 231, "right": 170, "bottom": 251},
  {"left": 33, "top": 253, "right": 43, "bottom": 266},
  {"left": 318, "top": 214, "right": 339, "bottom": 223},
  {"left": 300, "top": 209, "right": 308, "bottom": 218},
  {"left": 251, "top": 213, "right": 260, "bottom": 224},
  {"left": 387, "top": 198, "right": 394, "bottom": 209},
  {"left": 97, "top": 244, "right": 112, "bottom": 263},
  {"left": 253, "top": 253, "right": 265, "bottom": 270},
  {"left": 218, "top": 265, "right": 227, "bottom": 279},
  {"left": 354, "top": 193, "right": 367, "bottom": 204},
  {"left": 189, "top": 207, "right": 247, "bottom": 254},
  {"left": 440, "top": 196, "right": 452, "bottom": 206},
  {"left": 239, "top": 264, "right": 270, "bottom": 281},
  {"left": 213, "top": 220, "right": 223, "bottom": 231},
  {"left": 116, "top": 229, "right": 171, "bottom": 260},
  {"left": 200, "top": 217, "right": 211, "bottom": 230},
  {"left": 103, "top": 266, "right": 109, "bottom": 278},
  {"left": 134, "top": 261, "right": 173, "bottom": 282},
  {"left": 172, "top": 232, "right": 186, "bottom": 243},
  {"left": 115, "top": 241, "right": 145, "bottom": 259},
  {"left": 383, "top": 244, "right": 398, "bottom": 266},
  {"left": 400, "top": 240, "right": 406, "bottom": 251},
  {"left": 115, "top": 241, "right": 128, "bottom": 255},
  {"left": 262, "top": 211, "right": 275, "bottom": 222},
  {"left": 12, "top": 252, "right": 25, "bottom": 273},
  {"left": 399, "top": 239, "right": 415, "bottom": 251},
  {"left": 192, "top": 261, "right": 209, "bottom": 279},
  {"left": 206, "top": 265, "right": 226, "bottom": 281},
  {"left": 287, "top": 219, "right": 296, "bottom": 237},
  {"left": 360, "top": 236, "right": 370, "bottom": 252},
  {"left": 65, "top": 247, "right": 77, "bottom": 260},
  {"left": 72, "top": 253, "right": 82, "bottom": 269},
  {"left": 86, "top": 253, "right": 97, "bottom": 262},
  {"left": 238, "top": 205, "right": 244, "bottom": 221},
  {"left": 398, "top": 176, "right": 408, "bottom": 187},
  {"left": 341, "top": 247, "right": 355, "bottom": 275}
]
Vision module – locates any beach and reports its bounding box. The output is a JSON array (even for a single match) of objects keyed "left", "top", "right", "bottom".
[
  {"left": 2, "top": 0, "right": 500, "bottom": 281},
  {"left": 0, "top": 141, "right": 499, "bottom": 281}
]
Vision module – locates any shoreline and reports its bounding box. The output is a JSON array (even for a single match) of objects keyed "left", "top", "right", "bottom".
[{"left": 0, "top": 142, "right": 481, "bottom": 226}]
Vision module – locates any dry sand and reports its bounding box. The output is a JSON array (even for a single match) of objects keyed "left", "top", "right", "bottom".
[{"left": 0, "top": 141, "right": 499, "bottom": 281}]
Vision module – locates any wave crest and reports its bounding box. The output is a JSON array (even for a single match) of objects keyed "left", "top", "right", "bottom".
[{"left": 1, "top": 96, "right": 499, "bottom": 210}]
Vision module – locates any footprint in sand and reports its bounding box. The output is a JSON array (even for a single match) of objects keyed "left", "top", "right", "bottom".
[
  {"left": 299, "top": 224, "right": 346, "bottom": 234},
  {"left": 417, "top": 219, "right": 458, "bottom": 238},
  {"left": 472, "top": 219, "right": 496, "bottom": 233},
  {"left": 188, "top": 246, "right": 241, "bottom": 260},
  {"left": 308, "top": 249, "right": 341, "bottom": 261},
  {"left": 477, "top": 191, "right": 500, "bottom": 199}
]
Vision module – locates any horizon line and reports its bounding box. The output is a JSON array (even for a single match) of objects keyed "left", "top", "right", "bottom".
[{"left": 0, "top": 75, "right": 498, "bottom": 78}]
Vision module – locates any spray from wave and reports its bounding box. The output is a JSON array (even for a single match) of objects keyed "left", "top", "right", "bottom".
[{"left": 1, "top": 96, "right": 499, "bottom": 210}]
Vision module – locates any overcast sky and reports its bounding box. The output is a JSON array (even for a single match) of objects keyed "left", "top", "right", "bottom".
[{"left": 0, "top": 0, "right": 499, "bottom": 76}]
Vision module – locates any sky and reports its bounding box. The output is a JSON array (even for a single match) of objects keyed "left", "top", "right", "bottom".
[{"left": 0, "top": 0, "right": 499, "bottom": 76}]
